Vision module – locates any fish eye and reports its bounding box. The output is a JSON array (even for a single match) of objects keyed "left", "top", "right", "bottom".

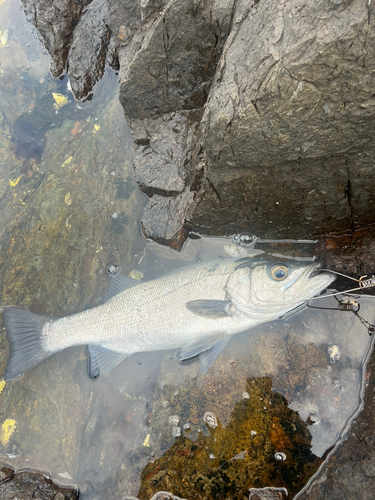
[{"left": 270, "top": 265, "right": 288, "bottom": 281}]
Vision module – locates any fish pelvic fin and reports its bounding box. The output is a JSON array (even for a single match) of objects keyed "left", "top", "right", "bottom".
[
  {"left": 2, "top": 307, "right": 54, "bottom": 381},
  {"left": 177, "top": 333, "right": 231, "bottom": 373}
]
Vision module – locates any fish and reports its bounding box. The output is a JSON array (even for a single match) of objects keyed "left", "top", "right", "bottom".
[{"left": 2, "top": 257, "right": 335, "bottom": 381}]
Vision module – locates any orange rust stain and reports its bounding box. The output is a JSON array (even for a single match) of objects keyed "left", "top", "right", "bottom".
[
  {"left": 325, "top": 238, "right": 340, "bottom": 250},
  {"left": 270, "top": 418, "right": 292, "bottom": 450},
  {"left": 7, "top": 237, "right": 16, "bottom": 255},
  {"left": 324, "top": 235, "right": 352, "bottom": 251},
  {"left": 144, "top": 466, "right": 161, "bottom": 481},
  {"left": 71, "top": 121, "right": 84, "bottom": 136},
  {"left": 176, "top": 448, "right": 191, "bottom": 457}
]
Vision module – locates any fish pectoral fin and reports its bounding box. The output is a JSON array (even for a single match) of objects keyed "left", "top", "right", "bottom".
[
  {"left": 87, "top": 345, "right": 128, "bottom": 379},
  {"left": 103, "top": 274, "right": 144, "bottom": 303},
  {"left": 186, "top": 300, "right": 233, "bottom": 319}
]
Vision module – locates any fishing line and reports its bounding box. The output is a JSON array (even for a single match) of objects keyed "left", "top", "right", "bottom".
[
  {"left": 309, "top": 269, "right": 375, "bottom": 299},
  {"left": 307, "top": 269, "right": 375, "bottom": 336}
]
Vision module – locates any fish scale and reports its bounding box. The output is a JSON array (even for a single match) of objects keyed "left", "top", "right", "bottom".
[{"left": 45, "top": 260, "right": 238, "bottom": 353}]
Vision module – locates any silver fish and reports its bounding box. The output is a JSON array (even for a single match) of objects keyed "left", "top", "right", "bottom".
[{"left": 2, "top": 258, "right": 335, "bottom": 381}]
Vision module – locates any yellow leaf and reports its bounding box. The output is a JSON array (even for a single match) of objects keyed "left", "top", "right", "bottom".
[
  {"left": 52, "top": 93, "right": 68, "bottom": 108},
  {"left": 128, "top": 269, "right": 144, "bottom": 280},
  {"left": 0, "top": 30, "right": 8, "bottom": 47},
  {"left": 0, "top": 380, "right": 5, "bottom": 394},
  {"left": 61, "top": 156, "right": 73, "bottom": 168},
  {"left": 9, "top": 175, "right": 21, "bottom": 187},
  {"left": 143, "top": 434, "right": 150, "bottom": 447},
  {"left": 65, "top": 192, "right": 72, "bottom": 205},
  {"left": 93, "top": 124, "right": 100, "bottom": 134},
  {"left": 1, "top": 419, "right": 16, "bottom": 446}
]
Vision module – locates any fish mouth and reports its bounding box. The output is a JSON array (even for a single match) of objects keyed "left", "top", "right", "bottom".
[{"left": 296, "top": 263, "right": 336, "bottom": 299}]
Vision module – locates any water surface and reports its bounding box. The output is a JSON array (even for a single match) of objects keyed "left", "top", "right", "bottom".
[{"left": 0, "top": 2, "right": 374, "bottom": 500}]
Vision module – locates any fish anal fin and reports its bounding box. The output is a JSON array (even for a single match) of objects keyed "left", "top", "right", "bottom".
[
  {"left": 87, "top": 345, "right": 128, "bottom": 379},
  {"left": 186, "top": 300, "right": 233, "bottom": 319}
]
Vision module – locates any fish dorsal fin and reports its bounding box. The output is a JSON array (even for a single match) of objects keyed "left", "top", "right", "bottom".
[
  {"left": 103, "top": 274, "right": 143, "bottom": 303},
  {"left": 186, "top": 300, "right": 233, "bottom": 319},
  {"left": 234, "top": 257, "right": 262, "bottom": 270},
  {"left": 177, "top": 334, "right": 230, "bottom": 374},
  {"left": 87, "top": 345, "right": 128, "bottom": 379}
]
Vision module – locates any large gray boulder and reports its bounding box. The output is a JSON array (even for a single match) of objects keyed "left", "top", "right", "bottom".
[
  {"left": 18, "top": 0, "right": 375, "bottom": 243},
  {"left": 190, "top": 0, "right": 375, "bottom": 238},
  {"left": 116, "top": 0, "right": 233, "bottom": 246}
]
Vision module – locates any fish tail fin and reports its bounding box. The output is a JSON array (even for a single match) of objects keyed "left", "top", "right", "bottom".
[{"left": 2, "top": 307, "right": 54, "bottom": 381}]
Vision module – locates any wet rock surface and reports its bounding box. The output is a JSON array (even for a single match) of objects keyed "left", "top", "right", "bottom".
[
  {"left": 116, "top": 0, "right": 229, "bottom": 246},
  {"left": 20, "top": 0, "right": 233, "bottom": 246},
  {"left": 0, "top": 467, "right": 78, "bottom": 499},
  {"left": 19, "top": 0, "right": 375, "bottom": 245},
  {"left": 298, "top": 347, "right": 375, "bottom": 500},
  {"left": 141, "top": 189, "right": 194, "bottom": 249},
  {"left": 138, "top": 376, "right": 322, "bottom": 500},
  {"left": 67, "top": 0, "right": 110, "bottom": 100},
  {"left": 190, "top": 0, "right": 375, "bottom": 238},
  {"left": 133, "top": 111, "right": 201, "bottom": 198},
  {"left": 21, "top": 0, "right": 93, "bottom": 80}
]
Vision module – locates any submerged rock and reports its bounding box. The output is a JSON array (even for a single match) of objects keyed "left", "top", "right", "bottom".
[
  {"left": 138, "top": 376, "right": 321, "bottom": 500},
  {"left": 0, "top": 25, "right": 145, "bottom": 494},
  {"left": 298, "top": 342, "right": 375, "bottom": 500},
  {"left": 0, "top": 467, "right": 78, "bottom": 500}
]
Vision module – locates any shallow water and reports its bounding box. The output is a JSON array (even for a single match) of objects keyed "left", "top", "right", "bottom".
[{"left": 0, "top": 2, "right": 375, "bottom": 500}]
